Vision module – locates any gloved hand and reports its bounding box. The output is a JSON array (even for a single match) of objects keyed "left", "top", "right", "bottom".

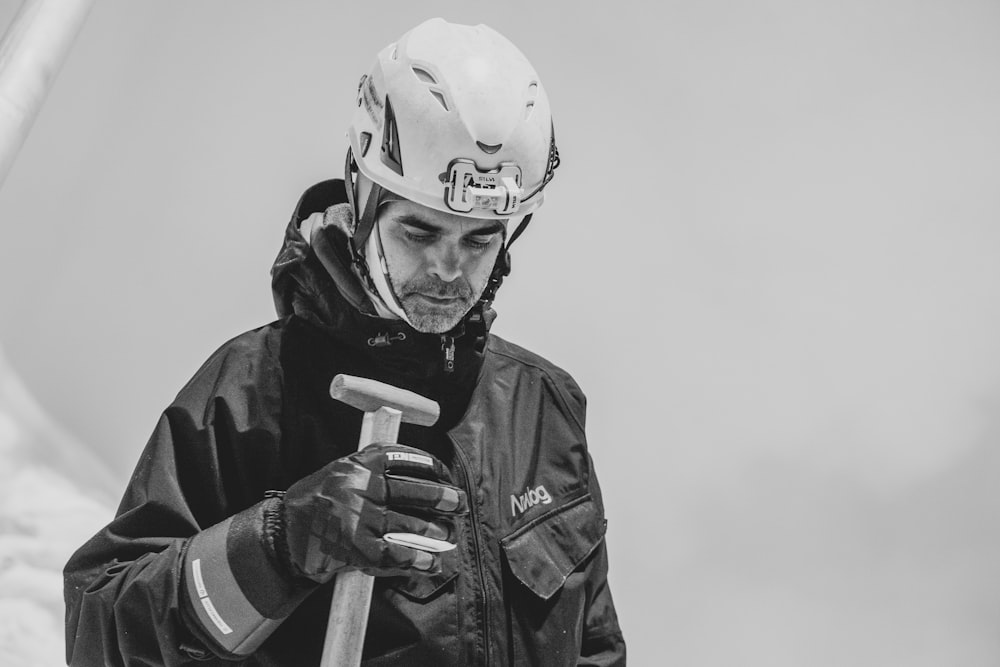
[{"left": 279, "top": 443, "right": 466, "bottom": 583}]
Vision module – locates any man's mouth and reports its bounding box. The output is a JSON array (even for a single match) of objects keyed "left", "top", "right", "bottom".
[{"left": 412, "top": 293, "right": 462, "bottom": 305}]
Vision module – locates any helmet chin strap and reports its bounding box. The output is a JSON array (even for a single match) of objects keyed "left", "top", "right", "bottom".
[
  {"left": 364, "top": 224, "right": 413, "bottom": 325},
  {"left": 346, "top": 147, "right": 408, "bottom": 321}
]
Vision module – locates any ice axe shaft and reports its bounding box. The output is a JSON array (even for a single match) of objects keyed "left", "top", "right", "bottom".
[{"left": 320, "top": 374, "right": 440, "bottom": 667}]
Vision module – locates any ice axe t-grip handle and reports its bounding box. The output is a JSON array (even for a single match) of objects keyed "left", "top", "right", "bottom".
[
  {"left": 329, "top": 374, "right": 440, "bottom": 427},
  {"left": 319, "top": 374, "right": 441, "bottom": 667}
]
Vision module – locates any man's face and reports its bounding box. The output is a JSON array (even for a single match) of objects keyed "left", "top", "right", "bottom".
[{"left": 376, "top": 200, "right": 506, "bottom": 334}]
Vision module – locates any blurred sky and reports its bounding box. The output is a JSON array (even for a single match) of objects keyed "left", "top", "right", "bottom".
[{"left": 1, "top": 1, "right": 1000, "bottom": 665}]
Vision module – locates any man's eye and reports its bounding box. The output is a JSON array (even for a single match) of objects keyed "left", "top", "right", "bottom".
[
  {"left": 465, "top": 236, "right": 495, "bottom": 250},
  {"left": 403, "top": 230, "right": 435, "bottom": 244}
]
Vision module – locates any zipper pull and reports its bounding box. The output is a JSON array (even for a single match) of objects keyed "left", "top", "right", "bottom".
[{"left": 441, "top": 335, "right": 455, "bottom": 373}]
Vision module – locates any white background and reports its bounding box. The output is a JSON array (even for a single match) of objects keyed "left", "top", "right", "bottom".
[{"left": 2, "top": 1, "right": 1000, "bottom": 664}]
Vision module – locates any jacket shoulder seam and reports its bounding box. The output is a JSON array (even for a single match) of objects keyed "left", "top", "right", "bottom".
[{"left": 486, "top": 336, "right": 587, "bottom": 435}]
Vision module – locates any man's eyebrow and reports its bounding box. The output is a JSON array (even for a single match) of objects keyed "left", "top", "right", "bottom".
[
  {"left": 468, "top": 221, "right": 505, "bottom": 236},
  {"left": 394, "top": 214, "right": 442, "bottom": 232},
  {"left": 395, "top": 214, "right": 505, "bottom": 236}
]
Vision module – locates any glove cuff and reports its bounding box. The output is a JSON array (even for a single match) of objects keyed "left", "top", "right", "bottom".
[{"left": 181, "top": 496, "right": 316, "bottom": 658}]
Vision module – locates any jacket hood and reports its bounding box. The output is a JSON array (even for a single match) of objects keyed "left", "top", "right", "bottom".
[
  {"left": 271, "top": 180, "right": 374, "bottom": 325},
  {"left": 270, "top": 180, "right": 491, "bottom": 417}
]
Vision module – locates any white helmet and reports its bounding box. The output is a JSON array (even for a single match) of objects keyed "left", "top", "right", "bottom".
[{"left": 346, "top": 18, "right": 558, "bottom": 233}]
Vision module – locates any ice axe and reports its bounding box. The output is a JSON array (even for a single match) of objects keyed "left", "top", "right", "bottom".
[{"left": 319, "top": 374, "right": 446, "bottom": 667}]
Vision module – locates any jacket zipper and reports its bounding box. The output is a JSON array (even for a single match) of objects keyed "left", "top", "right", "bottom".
[
  {"left": 441, "top": 334, "right": 456, "bottom": 373},
  {"left": 452, "top": 439, "right": 491, "bottom": 667}
]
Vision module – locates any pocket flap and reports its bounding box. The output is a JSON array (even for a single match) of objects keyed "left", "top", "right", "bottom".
[{"left": 501, "top": 496, "right": 607, "bottom": 601}]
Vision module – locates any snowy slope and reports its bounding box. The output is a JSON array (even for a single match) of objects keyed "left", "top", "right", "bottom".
[{"left": 0, "top": 346, "right": 115, "bottom": 667}]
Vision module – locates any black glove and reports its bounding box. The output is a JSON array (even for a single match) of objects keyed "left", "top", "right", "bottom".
[{"left": 279, "top": 443, "right": 467, "bottom": 583}]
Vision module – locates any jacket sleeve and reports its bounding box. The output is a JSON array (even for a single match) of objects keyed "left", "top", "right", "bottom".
[
  {"left": 579, "top": 451, "right": 626, "bottom": 667},
  {"left": 63, "top": 334, "right": 313, "bottom": 665},
  {"left": 578, "top": 539, "right": 627, "bottom": 666},
  {"left": 554, "top": 372, "right": 626, "bottom": 666}
]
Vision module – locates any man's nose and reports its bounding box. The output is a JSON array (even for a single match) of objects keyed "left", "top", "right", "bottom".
[{"left": 428, "top": 244, "right": 462, "bottom": 282}]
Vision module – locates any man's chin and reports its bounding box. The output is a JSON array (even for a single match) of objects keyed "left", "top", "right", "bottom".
[
  {"left": 407, "top": 313, "right": 464, "bottom": 334},
  {"left": 403, "top": 300, "right": 469, "bottom": 334}
]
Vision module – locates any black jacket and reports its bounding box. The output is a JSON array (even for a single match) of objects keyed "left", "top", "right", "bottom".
[{"left": 64, "top": 181, "right": 625, "bottom": 666}]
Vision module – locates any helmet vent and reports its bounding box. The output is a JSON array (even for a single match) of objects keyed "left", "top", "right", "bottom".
[
  {"left": 476, "top": 141, "right": 502, "bottom": 154},
  {"left": 411, "top": 66, "right": 438, "bottom": 84},
  {"left": 525, "top": 81, "right": 539, "bottom": 119},
  {"left": 429, "top": 89, "right": 450, "bottom": 111},
  {"left": 390, "top": 44, "right": 399, "bottom": 61},
  {"left": 381, "top": 97, "right": 404, "bottom": 176}
]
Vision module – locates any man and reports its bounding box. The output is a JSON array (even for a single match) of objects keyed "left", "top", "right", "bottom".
[{"left": 64, "top": 18, "right": 625, "bottom": 666}]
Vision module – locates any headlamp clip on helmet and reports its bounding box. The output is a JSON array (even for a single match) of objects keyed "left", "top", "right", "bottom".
[{"left": 443, "top": 159, "right": 523, "bottom": 215}]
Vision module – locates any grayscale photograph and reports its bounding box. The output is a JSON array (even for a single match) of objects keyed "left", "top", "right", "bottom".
[{"left": 0, "top": 1, "right": 998, "bottom": 665}]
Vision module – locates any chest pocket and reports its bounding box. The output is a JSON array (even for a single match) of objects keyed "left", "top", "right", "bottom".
[{"left": 500, "top": 494, "right": 606, "bottom": 599}]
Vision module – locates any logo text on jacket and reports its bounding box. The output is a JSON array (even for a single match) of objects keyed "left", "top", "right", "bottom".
[{"left": 510, "top": 485, "right": 552, "bottom": 517}]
